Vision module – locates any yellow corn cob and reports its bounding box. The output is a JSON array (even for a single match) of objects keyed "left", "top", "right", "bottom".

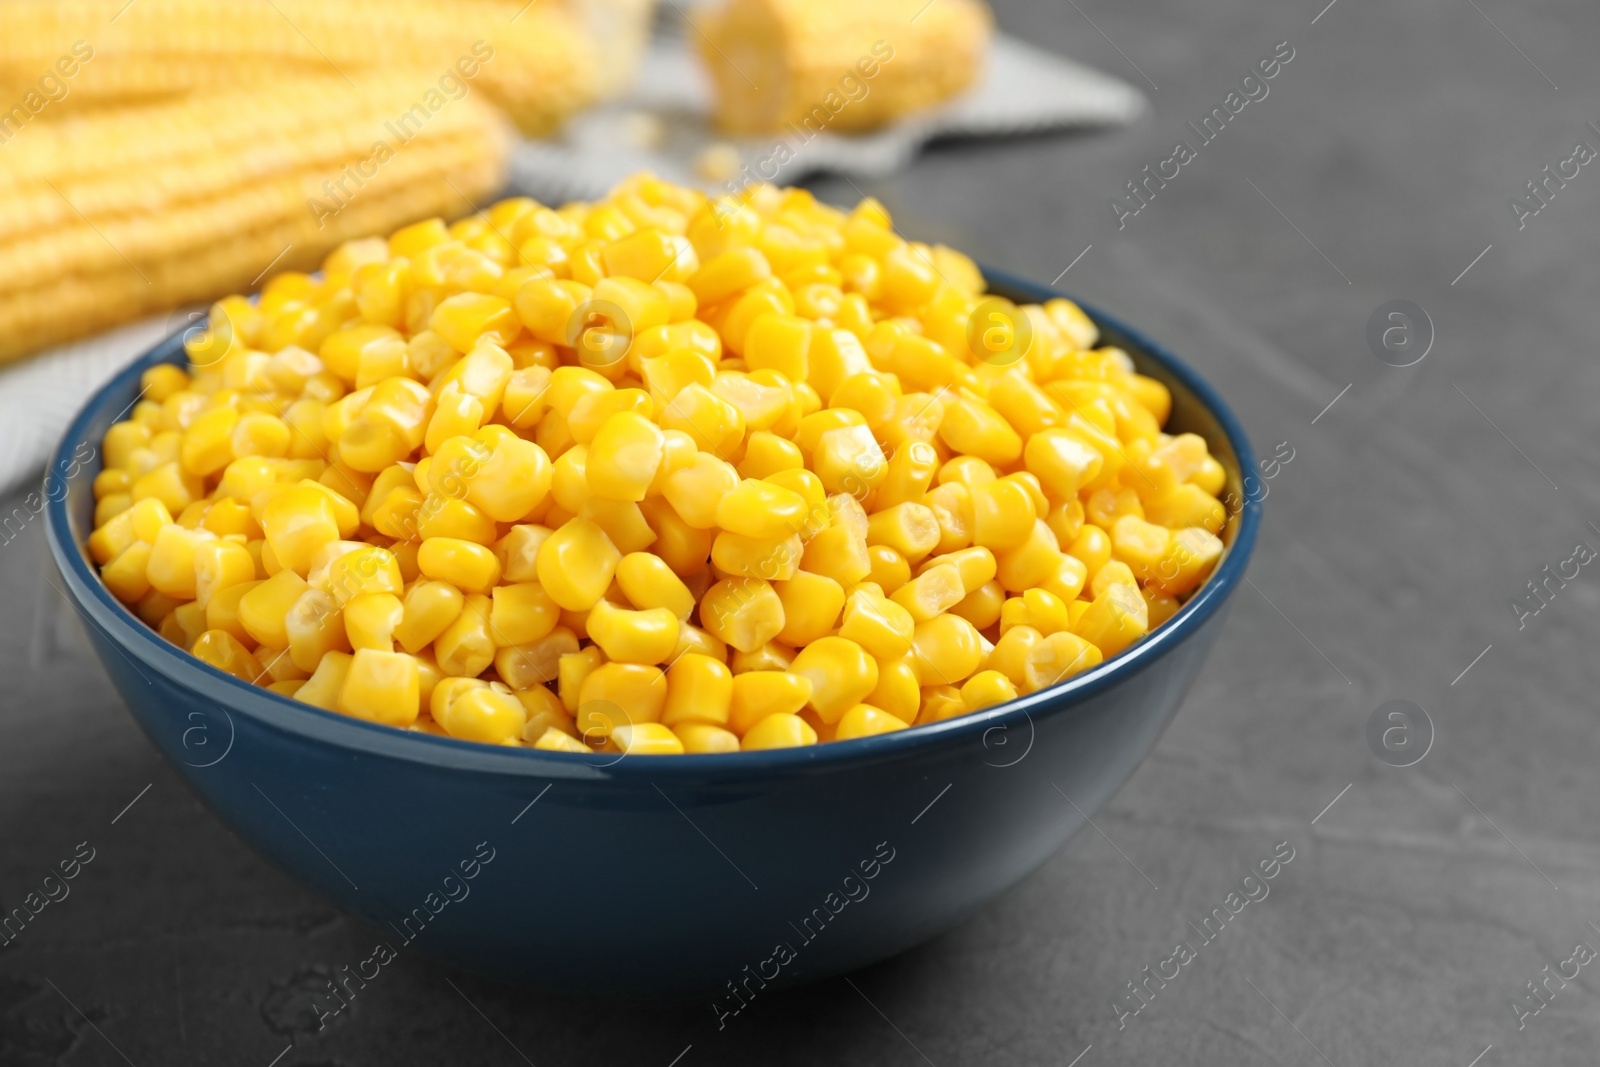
[
  {"left": 694, "top": 0, "right": 992, "bottom": 134},
  {"left": 0, "top": 0, "right": 597, "bottom": 136},
  {"left": 0, "top": 73, "right": 511, "bottom": 365}
]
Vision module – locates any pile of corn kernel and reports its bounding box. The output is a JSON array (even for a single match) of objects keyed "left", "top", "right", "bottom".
[{"left": 86, "top": 174, "right": 1229, "bottom": 756}]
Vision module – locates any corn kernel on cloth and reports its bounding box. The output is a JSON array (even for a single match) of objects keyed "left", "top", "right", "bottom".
[{"left": 0, "top": 30, "right": 1142, "bottom": 500}]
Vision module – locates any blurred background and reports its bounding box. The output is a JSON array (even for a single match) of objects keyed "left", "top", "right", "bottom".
[{"left": 5, "top": 0, "right": 1600, "bottom": 1064}]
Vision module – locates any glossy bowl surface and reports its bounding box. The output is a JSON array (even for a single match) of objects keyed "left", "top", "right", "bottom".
[{"left": 44, "top": 270, "right": 1259, "bottom": 999}]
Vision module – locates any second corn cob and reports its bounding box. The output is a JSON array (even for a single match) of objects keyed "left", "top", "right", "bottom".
[{"left": 694, "top": 0, "right": 992, "bottom": 134}]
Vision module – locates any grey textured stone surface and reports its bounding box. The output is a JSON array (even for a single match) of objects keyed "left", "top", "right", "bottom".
[{"left": 4, "top": 0, "right": 1600, "bottom": 1062}]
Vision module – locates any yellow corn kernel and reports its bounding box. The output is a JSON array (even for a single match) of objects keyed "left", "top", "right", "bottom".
[
  {"left": 968, "top": 478, "right": 1037, "bottom": 553},
  {"left": 995, "top": 520, "right": 1063, "bottom": 593},
  {"left": 1066, "top": 524, "right": 1112, "bottom": 576},
  {"left": 611, "top": 722, "right": 685, "bottom": 755},
  {"left": 711, "top": 530, "right": 803, "bottom": 581},
  {"left": 102, "top": 541, "right": 154, "bottom": 603},
  {"left": 318, "top": 545, "right": 401, "bottom": 607},
  {"left": 284, "top": 588, "right": 350, "bottom": 672},
  {"left": 866, "top": 656, "right": 920, "bottom": 723},
  {"left": 161, "top": 602, "right": 208, "bottom": 650},
  {"left": 431, "top": 293, "right": 519, "bottom": 353},
  {"left": 344, "top": 592, "right": 405, "bottom": 652},
  {"left": 689, "top": 247, "right": 772, "bottom": 306},
  {"left": 742, "top": 313, "right": 812, "bottom": 381},
  {"left": 889, "top": 564, "right": 965, "bottom": 623},
  {"left": 1150, "top": 527, "right": 1224, "bottom": 596},
  {"left": 728, "top": 671, "right": 813, "bottom": 735},
  {"left": 259, "top": 485, "right": 341, "bottom": 576},
  {"left": 1144, "top": 484, "right": 1227, "bottom": 534},
  {"left": 535, "top": 518, "right": 621, "bottom": 611},
  {"left": 234, "top": 569, "right": 307, "bottom": 649},
  {"left": 729, "top": 641, "right": 795, "bottom": 674},
  {"left": 1074, "top": 581, "right": 1148, "bottom": 656},
  {"left": 1143, "top": 587, "right": 1181, "bottom": 627},
  {"left": 1086, "top": 485, "right": 1145, "bottom": 529},
  {"left": 865, "top": 544, "right": 911, "bottom": 593},
  {"left": 1001, "top": 588, "right": 1070, "bottom": 636},
  {"left": 495, "top": 627, "right": 579, "bottom": 690},
  {"left": 487, "top": 582, "right": 560, "bottom": 646},
  {"left": 334, "top": 649, "right": 420, "bottom": 727},
  {"left": 961, "top": 670, "right": 1018, "bottom": 712},
  {"left": 798, "top": 519, "right": 871, "bottom": 586},
  {"left": 1109, "top": 514, "right": 1173, "bottom": 582},
  {"left": 491, "top": 525, "right": 550, "bottom": 584},
  {"left": 1192, "top": 455, "right": 1228, "bottom": 496},
  {"left": 663, "top": 453, "right": 741, "bottom": 530},
  {"left": 1023, "top": 631, "right": 1104, "bottom": 692},
  {"left": 790, "top": 636, "right": 878, "bottom": 723},
  {"left": 871, "top": 438, "right": 935, "bottom": 511},
  {"left": 661, "top": 654, "right": 734, "bottom": 727},
  {"left": 937, "top": 392, "right": 1021, "bottom": 467},
  {"left": 568, "top": 388, "right": 653, "bottom": 445},
  {"left": 578, "top": 663, "right": 668, "bottom": 738},
  {"left": 615, "top": 552, "right": 695, "bottom": 619},
  {"left": 132, "top": 461, "right": 204, "bottom": 515},
  {"left": 439, "top": 685, "right": 527, "bottom": 743},
  {"left": 659, "top": 382, "right": 744, "bottom": 455},
  {"left": 555, "top": 645, "right": 605, "bottom": 714},
  {"left": 434, "top": 593, "right": 497, "bottom": 677},
  {"left": 586, "top": 411, "right": 664, "bottom": 502},
  {"left": 203, "top": 578, "right": 260, "bottom": 646},
  {"left": 603, "top": 228, "right": 698, "bottom": 283},
  {"left": 179, "top": 406, "right": 239, "bottom": 476},
  {"left": 193, "top": 539, "right": 256, "bottom": 609},
  {"left": 740, "top": 713, "right": 817, "bottom": 750},
  {"left": 415, "top": 493, "right": 495, "bottom": 545},
  {"left": 392, "top": 580, "right": 465, "bottom": 655},
  {"left": 866, "top": 502, "right": 940, "bottom": 562},
  {"left": 922, "top": 481, "right": 973, "bottom": 555},
  {"left": 1025, "top": 428, "right": 1104, "bottom": 499},
  {"left": 191, "top": 629, "right": 264, "bottom": 683},
  {"left": 673, "top": 723, "right": 741, "bottom": 754},
  {"left": 715, "top": 478, "right": 809, "bottom": 541},
  {"left": 586, "top": 599, "right": 680, "bottom": 663},
  {"left": 949, "top": 578, "right": 1004, "bottom": 630},
  {"left": 700, "top": 577, "right": 785, "bottom": 653},
  {"left": 938, "top": 455, "right": 996, "bottom": 489},
  {"left": 834, "top": 704, "right": 907, "bottom": 741},
  {"left": 515, "top": 684, "right": 575, "bottom": 740},
  {"left": 145, "top": 524, "right": 211, "bottom": 598},
  {"left": 417, "top": 538, "right": 502, "bottom": 596},
  {"left": 471, "top": 434, "right": 553, "bottom": 523},
  {"left": 913, "top": 684, "right": 966, "bottom": 725},
  {"left": 291, "top": 650, "right": 351, "bottom": 711},
  {"left": 534, "top": 726, "right": 591, "bottom": 752},
  {"left": 769, "top": 570, "right": 843, "bottom": 647},
  {"left": 833, "top": 587, "right": 912, "bottom": 659},
  {"left": 910, "top": 613, "right": 983, "bottom": 686},
  {"left": 812, "top": 424, "right": 887, "bottom": 497}
]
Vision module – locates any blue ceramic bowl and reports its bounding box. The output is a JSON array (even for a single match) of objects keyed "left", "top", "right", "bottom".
[{"left": 44, "top": 270, "right": 1258, "bottom": 1000}]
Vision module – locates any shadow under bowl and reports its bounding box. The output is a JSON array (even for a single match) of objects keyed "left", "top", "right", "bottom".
[{"left": 44, "top": 269, "right": 1260, "bottom": 999}]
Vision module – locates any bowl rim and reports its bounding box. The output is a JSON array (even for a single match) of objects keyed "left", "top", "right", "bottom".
[{"left": 44, "top": 268, "right": 1260, "bottom": 779}]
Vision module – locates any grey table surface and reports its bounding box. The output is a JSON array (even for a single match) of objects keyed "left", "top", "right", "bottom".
[{"left": 4, "top": 0, "right": 1600, "bottom": 1063}]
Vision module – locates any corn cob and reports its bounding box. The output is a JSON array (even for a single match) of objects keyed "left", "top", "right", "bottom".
[
  {"left": 694, "top": 0, "right": 992, "bottom": 134},
  {"left": 0, "top": 73, "right": 510, "bottom": 365},
  {"left": 0, "top": 0, "right": 597, "bottom": 136}
]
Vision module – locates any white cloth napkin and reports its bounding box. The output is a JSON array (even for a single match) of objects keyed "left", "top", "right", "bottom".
[{"left": 0, "top": 33, "right": 1143, "bottom": 499}]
